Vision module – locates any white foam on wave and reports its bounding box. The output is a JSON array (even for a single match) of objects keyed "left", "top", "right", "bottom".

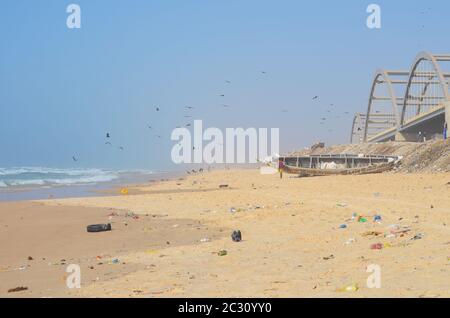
[
  {"left": 0, "top": 167, "right": 154, "bottom": 188},
  {"left": 0, "top": 167, "right": 111, "bottom": 176}
]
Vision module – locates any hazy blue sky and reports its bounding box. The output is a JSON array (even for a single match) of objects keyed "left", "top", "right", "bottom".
[{"left": 1, "top": 0, "right": 449, "bottom": 170}]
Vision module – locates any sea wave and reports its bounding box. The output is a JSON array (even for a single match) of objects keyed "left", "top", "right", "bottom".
[
  {"left": 0, "top": 167, "right": 112, "bottom": 176},
  {"left": 0, "top": 167, "right": 153, "bottom": 188}
]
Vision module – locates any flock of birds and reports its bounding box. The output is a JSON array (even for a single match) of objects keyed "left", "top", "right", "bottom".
[
  {"left": 70, "top": 7, "right": 436, "bottom": 163},
  {"left": 72, "top": 72, "right": 268, "bottom": 162},
  {"left": 70, "top": 70, "right": 353, "bottom": 162}
]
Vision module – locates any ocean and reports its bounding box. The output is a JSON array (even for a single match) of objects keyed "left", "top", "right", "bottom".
[{"left": 0, "top": 167, "right": 168, "bottom": 201}]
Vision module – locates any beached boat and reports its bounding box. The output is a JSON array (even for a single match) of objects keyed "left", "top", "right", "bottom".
[{"left": 282, "top": 161, "right": 396, "bottom": 177}]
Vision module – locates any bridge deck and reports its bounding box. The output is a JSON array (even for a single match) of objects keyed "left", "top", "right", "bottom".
[{"left": 367, "top": 104, "right": 446, "bottom": 143}]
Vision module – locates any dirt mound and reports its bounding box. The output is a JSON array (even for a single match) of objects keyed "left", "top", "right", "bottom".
[{"left": 287, "top": 140, "right": 450, "bottom": 173}]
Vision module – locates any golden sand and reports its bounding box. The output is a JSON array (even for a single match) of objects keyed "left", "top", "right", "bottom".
[{"left": 1, "top": 169, "right": 450, "bottom": 297}]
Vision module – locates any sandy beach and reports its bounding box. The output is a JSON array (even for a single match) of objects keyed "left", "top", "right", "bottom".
[{"left": 1, "top": 169, "right": 450, "bottom": 298}]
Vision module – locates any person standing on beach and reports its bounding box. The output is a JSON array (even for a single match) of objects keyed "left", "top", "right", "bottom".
[
  {"left": 444, "top": 123, "right": 448, "bottom": 140},
  {"left": 278, "top": 159, "right": 285, "bottom": 179}
]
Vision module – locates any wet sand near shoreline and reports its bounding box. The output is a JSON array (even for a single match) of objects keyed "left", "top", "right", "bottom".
[
  {"left": 1, "top": 169, "right": 450, "bottom": 297},
  {"left": 0, "top": 201, "right": 227, "bottom": 297}
]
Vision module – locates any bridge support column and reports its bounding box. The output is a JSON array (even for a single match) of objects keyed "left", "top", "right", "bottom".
[
  {"left": 445, "top": 102, "right": 449, "bottom": 140},
  {"left": 446, "top": 102, "right": 450, "bottom": 127}
]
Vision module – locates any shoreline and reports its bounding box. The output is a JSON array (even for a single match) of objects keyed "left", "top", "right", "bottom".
[
  {"left": 1, "top": 168, "right": 450, "bottom": 297},
  {"left": 0, "top": 169, "right": 186, "bottom": 202}
]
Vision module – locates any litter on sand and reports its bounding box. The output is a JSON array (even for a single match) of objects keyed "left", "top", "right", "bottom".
[
  {"left": 218, "top": 250, "right": 228, "bottom": 256},
  {"left": 120, "top": 188, "right": 129, "bottom": 195},
  {"left": 374, "top": 215, "right": 382, "bottom": 223},
  {"left": 336, "top": 283, "right": 359, "bottom": 292},
  {"left": 387, "top": 225, "right": 411, "bottom": 237},
  {"left": 219, "top": 184, "right": 229, "bottom": 189},
  {"left": 358, "top": 217, "right": 368, "bottom": 223},
  {"left": 412, "top": 233, "right": 424, "bottom": 240},
  {"left": 8, "top": 286, "right": 28, "bottom": 293},
  {"left": 361, "top": 231, "right": 383, "bottom": 237},
  {"left": 125, "top": 212, "right": 139, "bottom": 219},
  {"left": 370, "top": 243, "right": 383, "bottom": 250},
  {"left": 231, "top": 230, "right": 242, "bottom": 242},
  {"left": 87, "top": 223, "right": 112, "bottom": 233},
  {"left": 344, "top": 238, "right": 356, "bottom": 245}
]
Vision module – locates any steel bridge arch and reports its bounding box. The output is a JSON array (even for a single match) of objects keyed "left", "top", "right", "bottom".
[{"left": 400, "top": 52, "right": 450, "bottom": 125}]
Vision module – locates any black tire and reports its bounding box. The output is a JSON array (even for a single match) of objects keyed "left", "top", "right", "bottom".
[{"left": 87, "top": 223, "right": 112, "bottom": 233}]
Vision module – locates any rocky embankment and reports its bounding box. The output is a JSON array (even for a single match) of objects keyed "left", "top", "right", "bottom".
[{"left": 288, "top": 140, "right": 450, "bottom": 173}]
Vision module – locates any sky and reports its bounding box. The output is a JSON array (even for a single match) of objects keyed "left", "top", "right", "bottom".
[{"left": 1, "top": 0, "right": 449, "bottom": 171}]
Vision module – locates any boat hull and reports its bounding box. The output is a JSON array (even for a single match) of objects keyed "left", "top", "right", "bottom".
[{"left": 282, "top": 161, "right": 395, "bottom": 177}]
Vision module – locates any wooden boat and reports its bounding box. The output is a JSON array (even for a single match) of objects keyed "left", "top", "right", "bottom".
[{"left": 282, "top": 161, "right": 396, "bottom": 177}]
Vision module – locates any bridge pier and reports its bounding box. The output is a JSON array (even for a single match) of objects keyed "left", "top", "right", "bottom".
[{"left": 446, "top": 102, "right": 450, "bottom": 127}]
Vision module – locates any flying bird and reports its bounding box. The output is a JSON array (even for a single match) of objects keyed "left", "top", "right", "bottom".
[
  {"left": 118, "top": 146, "right": 124, "bottom": 151},
  {"left": 156, "top": 107, "right": 160, "bottom": 112},
  {"left": 225, "top": 80, "right": 231, "bottom": 84},
  {"left": 312, "top": 96, "right": 319, "bottom": 100},
  {"left": 72, "top": 156, "right": 78, "bottom": 162},
  {"left": 106, "top": 133, "right": 110, "bottom": 138},
  {"left": 185, "top": 106, "right": 194, "bottom": 109},
  {"left": 105, "top": 141, "right": 112, "bottom": 146}
]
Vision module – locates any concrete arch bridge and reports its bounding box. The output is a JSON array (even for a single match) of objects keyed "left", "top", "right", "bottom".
[{"left": 351, "top": 52, "right": 450, "bottom": 143}]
